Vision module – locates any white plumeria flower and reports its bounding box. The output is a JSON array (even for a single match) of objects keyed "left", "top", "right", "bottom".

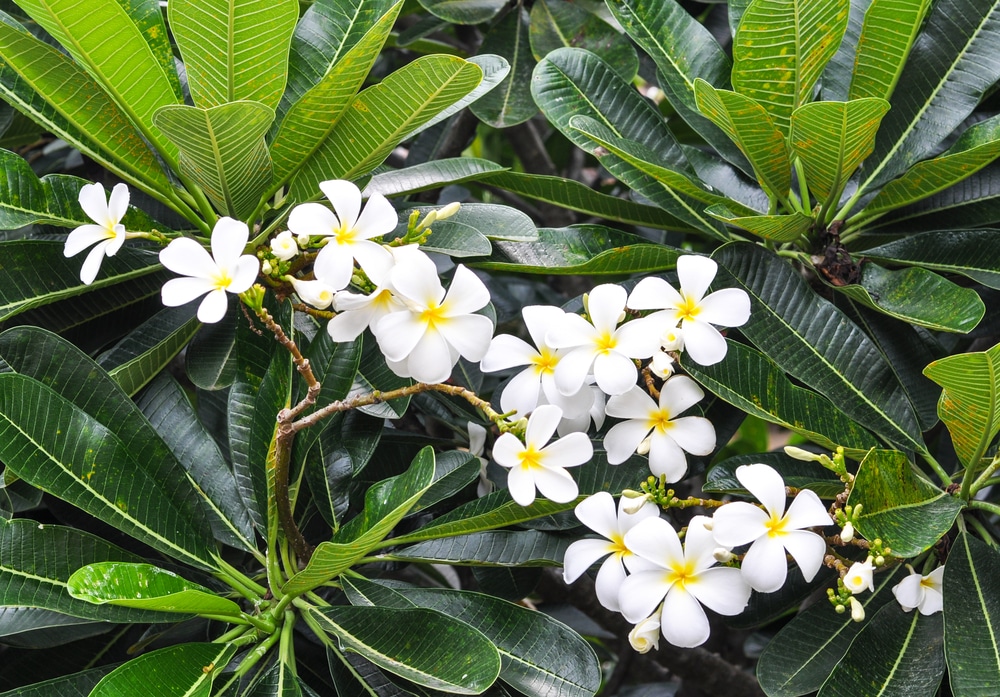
[
  {"left": 620, "top": 515, "right": 751, "bottom": 648},
  {"left": 546, "top": 284, "right": 666, "bottom": 397},
  {"left": 492, "top": 405, "right": 593, "bottom": 506},
  {"left": 628, "top": 606, "right": 662, "bottom": 654},
  {"left": 63, "top": 182, "right": 130, "bottom": 284},
  {"left": 481, "top": 305, "right": 595, "bottom": 419},
  {"left": 660, "top": 326, "right": 684, "bottom": 352},
  {"left": 374, "top": 252, "right": 493, "bottom": 384},
  {"left": 892, "top": 566, "right": 944, "bottom": 615},
  {"left": 159, "top": 218, "right": 259, "bottom": 323},
  {"left": 711, "top": 463, "right": 833, "bottom": 593},
  {"left": 556, "top": 383, "right": 606, "bottom": 437},
  {"left": 649, "top": 351, "right": 676, "bottom": 379},
  {"left": 844, "top": 557, "right": 875, "bottom": 595},
  {"left": 562, "top": 492, "right": 659, "bottom": 612},
  {"left": 627, "top": 255, "right": 751, "bottom": 366},
  {"left": 270, "top": 230, "right": 298, "bottom": 261},
  {"left": 289, "top": 278, "right": 336, "bottom": 310},
  {"left": 604, "top": 377, "right": 715, "bottom": 481},
  {"left": 288, "top": 179, "right": 395, "bottom": 290}
]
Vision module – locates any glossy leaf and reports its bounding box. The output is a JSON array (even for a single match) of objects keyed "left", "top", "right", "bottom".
[
  {"left": 848, "top": 0, "right": 931, "bottom": 101},
  {"left": 363, "top": 158, "right": 506, "bottom": 198},
  {"left": 116, "top": 0, "right": 182, "bottom": 101},
  {"left": 683, "top": 340, "right": 878, "bottom": 457},
  {"left": 713, "top": 242, "right": 924, "bottom": 451},
  {"left": 290, "top": 55, "right": 483, "bottom": 199},
  {"left": 694, "top": 80, "right": 791, "bottom": 199},
  {"left": 706, "top": 452, "right": 846, "bottom": 499},
  {"left": 245, "top": 660, "right": 306, "bottom": 697},
  {"left": 847, "top": 449, "right": 962, "bottom": 557},
  {"left": 185, "top": 307, "right": 239, "bottom": 390},
  {"left": 869, "top": 163, "right": 1000, "bottom": 232},
  {"left": 830, "top": 263, "right": 984, "bottom": 333},
  {"left": 0, "top": 374, "right": 216, "bottom": 569},
  {"left": 856, "top": 0, "right": 1000, "bottom": 193},
  {"left": 310, "top": 605, "right": 500, "bottom": 693},
  {"left": 384, "top": 531, "right": 570, "bottom": 567},
  {"left": 864, "top": 230, "right": 1000, "bottom": 290},
  {"left": 283, "top": 447, "right": 436, "bottom": 594},
  {"left": 417, "top": 0, "right": 504, "bottom": 24},
  {"left": 0, "top": 242, "right": 163, "bottom": 322},
  {"left": 350, "top": 332, "right": 412, "bottom": 419},
  {"left": 818, "top": 603, "right": 944, "bottom": 697},
  {"left": 478, "top": 170, "right": 686, "bottom": 230},
  {"left": 529, "top": 0, "right": 637, "bottom": 81},
  {"left": 423, "top": 203, "right": 534, "bottom": 250},
  {"left": 14, "top": 0, "right": 179, "bottom": 158},
  {"left": 470, "top": 7, "right": 536, "bottom": 128},
  {"left": 789, "top": 98, "right": 889, "bottom": 206},
  {"left": 0, "top": 666, "right": 114, "bottom": 697},
  {"left": 168, "top": 0, "right": 298, "bottom": 109},
  {"left": 136, "top": 373, "right": 257, "bottom": 552},
  {"left": 862, "top": 114, "right": 1000, "bottom": 219},
  {"left": 409, "top": 54, "right": 511, "bottom": 140},
  {"left": 99, "top": 305, "right": 201, "bottom": 397},
  {"left": 411, "top": 450, "right": 482, "bottom": 515},
  {"left": 0, "top": 149, "right": 92, "bottom": 229},
  {"left": 474, "top": 225, "right": 680, "bottom": 275},
  {"left": 67, "top": 562, "right": 242, "bottom": 617},
  {"left": 731, "top": 0, "right": 850, "bottom": 134},
  {"left": 270, "top": 1, "right": 401, "bottom": 185},
  {"left": 153, "top": 102, "right": 273, "bottom": 219},
  {"left": 757, "top": 565, "right": 905, "bottom": 696},
  {"left": 923, "top": 342, "right": 1000, "bottom": 469},
  {"left": 0, "top": 518, "right": 180, "bottom": 624},
  {"left": 705, "top": 206, "right": 813, "bottom": 243},
  {"left": 820, "top": 0, "right": 871, "bottom": 101},
  {"left": 944, "top": 532, "right": 1000, "bottom": 696},
  {"left": 90, "top": 643, "right": 236, "bottom": 697}
]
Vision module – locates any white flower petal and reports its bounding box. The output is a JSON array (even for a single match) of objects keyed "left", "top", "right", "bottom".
[
  {"left": 79, "top": 241, "right": 110, "bottom": 284},
  {"left": 739, "top": 535, "right": 790, "bottom": 592},
  {"left": 736, "top": 464, "right": 788, "bottom": 518},
  {"left": 353, "top": 192, "right": 397, "bottom": 239},
  {"left": 546, "top": 312, "right": 597, "bottom": 350},
  {"left": 918, "top": 585, "right": 943, "bottom": 615},
  {"left": 104, "top": 226, "right": 126, "bottom": 256},
  {"left": 619, "top": 570, "right": 672, "bottom": 623},
  {"left": 687, "top": 566, "right": 751, "bottom": 615},
  {"left": 563, "top": 538, "right": 614, "bottom": 584},
  {"left": 78, "top": 182, "right": 110, "bottom": 226},
  {"left": 229, "top": 256, "right": 260, "bottom": 294},
  {"left": 443, "top": 265, "right": 490, "bottom": 316},
  {"left": 313, "top": 245, "right": 356, "bottom": 290},
  {"left": 481, "top": 334, "right": 537, "bottom": 372},
  {"left": 491, "top": 433, "right": 524, "bottom": 470},
  {"left": 161, "top": 276, "right": 216, "bottom": 307},
  {"left": 522, "top": 305, "right": 566, "bottom": 349},
  {"left": 64, "top": 224, "right": 110, "bottom": 257},
  {"left": 647, "top": 433, "right": 688, "bottom": 481},
  {"left": 586, "top": 284, "right": 627, "bottom": 332},
  {"left": 106, "top": 182, "right": 130, "bottom": 223},
  {"left": 539, "top": 432, "right": 592, "bottom": 470},
  {"left": 684, "top": 516, "right": 722, "bottom": 572},
  {"left": 697, "top": 288, "right": 751, "bottom": 328},
  {"left": 288, "top": 201, "right": 339, "bottom": 236},
  {"left": 574, "top": 492, "right": 618, "bottom": 538},
  {"left": 506, "top": 466, "right": 537, "bottom": 506},
  {"left": 712, "top": 502, "right": 770, "bottom": 547},
  {"left": 604, "top": 419, "right": 652, "bottom": 465},
  {"left": 197, "top": 289, "right": 230, "bottom": 323},
  {"left": 553, "top": 346, "right": 596, "bottom": 396},
  {"left": 526, "top": 404, "right": 562, "bottom": 445},
  {"left": 499, "top": 367, "right": 542, "bottom": 417},
  {"left": 320, "top": 179, "right": 362, "bottom": 229},
  {"left": 680, "top": 319, "right": 729, "bottom": 366},
  {"left": 210, "top": 217, "right": 249, "bottom": 266},
  {"left": 351, "top": 240, "right": 394, "bottom": 279},
  {"left": 613, "top": 316, "right": 668, "bottom": 359},
  {"left": 159, "top": 237, "right": 218, "bottom": 279},
  {"left": 592, "top": 351, "right": 639, "bottom": 395},
  {"left": 624, "top": 517, "right": 682, "bottom": 569},
  {"left": 892, "top": 572, "right": 923, "bottom": 612},
  {"left": 532, "top": 465, "right": 578, "bottom": 503},
  {"left": 627, "top": 276, "right": 682, "bottom": 311},
  {"left": 659, "top": 375, "right": 705, "bottom": 417},
  {"left": 405, "top": 329, "right": 455, "bottom": 384},
  {"left": 606, "top": 386, "right": 657, "bottom": 420},
  {"left": 784, "top": 489, "right": 834, "bottom": 530},
  {"left": 436, "top": 313, "right": 493, "bottom": 362},
  {"left": 782, "top": 530, "right": 828, "bottom": 583},
  {"left": 660, "top": 586, "right": 711, "bottom": 648},
  {"left": 327, "top": 306, "right": 375, "bottom": 342},
  {"left": 676, "top": 255, "right": 718, "bottom": 301},
  {"left": 595, "top": 554, "right": 628, "bottom": 612},
  {"left": 666, "top": 416, "right": 716, "bottom": 456},
  {"left": 374, "top": 310, "right": 426, "bottom": 362}
]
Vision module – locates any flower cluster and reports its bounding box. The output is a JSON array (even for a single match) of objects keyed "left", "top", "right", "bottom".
[{"left": 564, "top": 463, "right": 832, "bottom": 650}]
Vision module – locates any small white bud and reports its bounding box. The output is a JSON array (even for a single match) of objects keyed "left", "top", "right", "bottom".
[
  {"left": 660, "top": 327, "right": 684, "bottom": 352},
  {"left": 621, "top": 493, "right": 653, "bottom": 515},
  {"left": 843, "top": 557, "right": 875, "bottom": 595},
  {"left": 840, "top": 522, "right": 854, "bottom": 543},
  {"left": 269, "top": 230, "right": 298, "bottom": 261},
  {"left": 713, "top": 547, "right": 734, "bottom": 563},
  {"left": 261, "top": 260, "right": 272, "bottom": 275},
  {"left": 296, "top": 233, "right": 311, "bottom": 247},
  {"left": 436, "top": 201, "right": 461, "bottom": 220},
  {"left": 420, "top": 210, "right": 438, "bottom": 229},
  {"left": 649, "top": 351, "right": 676, "bottom": 379},
  {"left": 628, "top": 613, "right": 661, "bottom": 654},
  {"left": 636, "top": 436, "right": 652, "bottom": 456},
  {"left": 849, "top": 596, "right": 865, "bottom": 622}
]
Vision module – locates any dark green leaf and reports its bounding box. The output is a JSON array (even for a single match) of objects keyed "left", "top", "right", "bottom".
[
  {"left": 185, "top": 305, "right": 238, "bottom": 390},
  {"left": 944, "top": 532, "right": 1000, "bottom": 696},
  {"left": 90, "top": 643, "right": 237, "bottom": 697},
  {"left": 420, "top": 203, "right": 534, "bottom": 256},
  {"left": 363, "top": 158, "right": 507, "bottom": 198},
  {"left": 384, "top": 530, "right": 570, "bottom": 566},
  {"left": 848, "top": 449, "right": 962, "bottom": 557},
  {"left": 707, "top": 452, "right": 848, "bottom": 500},
  {"left": 0, "top": 149, "right": 98, "bottom": 229},
  {"left": 530, "top": 0, "right": 637, "bottom": 81},
  {"left": 411, "top": 450, "right": 481, "bottom": 515},
  {"left": 864, "top": 230, "right": 1000, "bottom": 290},
  {"left": 470, "top": 7, "right": 536, "bottom": 128},
  {"left": 416, "top": 0, "right": 504, "bottom": 24}
]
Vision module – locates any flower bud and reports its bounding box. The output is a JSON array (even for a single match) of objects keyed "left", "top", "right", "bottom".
[
  {"left": 849, "top": 596, "right": 865, "bottom": 622},
  {"left": 713, "top": 547, "right": 734, "bottom": 563},
  {"left": 840, "top": 522, "right": 854, "bottom": 543},
  {"left": 649, "top": 351, "right": 675, "bottom": 379},
  {"left": 419, "top": 210, "right": 438, "bottom": 229},
  {"left": 436, "top": 201, "right": 461, "bottom": 220},
  {"left": 636, "top": 435, "right": 652, "bottom": 456},
  {"left": 269, "top": 230, "right": 298, "bottom": 261},
  {"left": 784, "top": 445, "right": 823, "bottom": 462},
  {"left": 620, "top": 492, "right": 654, "bottom": 515},
  {"left": 843, "top": 557, "right": 875, "bottom": 595},
  {"left": 835, "top": 603, "right": 846, "bottom": 614},
  {"left": 261, "top": 260, "right": 273, "bottom": 276},
  {"left": 660, "top": 327, "right": 684, "bottom": 352},
  {"left": 296, "top": 233, "right": 311, "bottom": 247},
  {"left": 628, "top": 613, "right": 661, "bottom": 654}
]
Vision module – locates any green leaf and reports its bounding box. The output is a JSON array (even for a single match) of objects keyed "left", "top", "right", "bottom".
[
  {"left": 944, "top": 532, "right": 1000, "bottom": 696},
  {"left": 683, "top": 340, "right": 879, "bottom": 457},
  {"left": 923, "top": 343, "right": 1000, "bottom": 470},
  {"left": 407, "top": 54, "right": 512, "bottom": 140},
  {"left": 270, "top": 1, "right": 401, "bottom": 186},
  {"left": 530, "top": 0, "right": 637, "bottom": 81},
  {"left": 416, "top": 0, "right": 504, "bottom": 24},
  {"left": 470, "top": 7, "right": 536, "bottom": 128},
  {"left": 168, "top": 0, "right": 298, "bottom": 109},
  {"left": 99, "top": 305, "right": 201, "bottom": 397},
  {"left": 0, "top": 518, "right": 181, "bottom": 624},
  {"left": 14, "top": 0, "right": 179, "bottom": 159},
  {"left": 290, "top": 55, "right": 483, "bottom": 200},
  {"left": 706, "top": 451, "right": 846, "bottom": 499},
  {"left": 713, "top": 242, "right": 924, "bottom": 451},
  {"left": 856, "top": 0, "right": 1000, "bottom": 194},
  {"left": 818, "top": 603, "right": 944, "bottom": 697},
  {"left": 848, "top": 0, "right": 931, "bottom": 101},
  {"left": 421, "top": 203, "right": 534, "bottom": 254},
  {"left": 829, "top": 263, "right": 984, "bottom": 333},
  {"left": 245, "top": 660, "right": 306, "bottom": 697},
  {"left": 185, "top": 307, "right": 238, "bottom": 390},
  {"left": 732, "top": 0, "right": 850, "bottom": 135},
  {"left": 0, "top": 667, "right": 114, "bottom": 697},
  {"left": 0, "top": 374, "right": 217, "bottom": 569},
  {"left": 693, "top": 80, "right": 792, "bottom": 199},
  {"left": 867, "top": 164, "right": 1000, "bottom": 232},
  {"left": 115, "top": 0, "right": 182, "bottom": 101},
  {"left": 411, "top": 450, "right": 482, "bottom": 515},
  {"left": 606, "top": 0, "right": 748, "bottom": 170},
  {"left": 757, "top": 565, "right": 905, "bottom": 696},
  {"left": 847, "top": 449, "right": 962, "bottom": 557},
  {"left": 153, "top": 102, "right": 274, "bottom": 219},
  {"left": 283, "top": 447, "right": 436, "bottom": 594},
  {"left": 789, "top": 98, "right": 890, "bottom": 207},
  {"left": 0, "top": 242, "right": 163, "bottom": 322},
  {"left": 90, "top": 643, "right": 237, "bottom": 697},
  {"left": 819, "top": 0, "right": 871, "bottom": 101},
  {"left": 705, "top": 206, "right": 813, "bottom": 242},
  {"left": 478, "top": 170, "right": 686, "bottom": 230},
  {"left": 0, "top": 149, "right": 96, "bottom": 229},
  {"left": 351, "top": 332, "right": 412, "bottom": 419},
  {"left": 135, "top": 373, "right": 257, "bottom": 552},
  {"left": 364, "top": 158, "right": 506, "bottom": 198},
  {"left": 67, "top": 562, "right": 242, "bottom": 617},
  {"left": 384, "top": 530, "right": 570, "bottom": 566},
  {"left": 348, "top": 580, "right": 601, "bottom": 697},
  {"left": 861, "top": 114, "right": 1000, "bottom": 220},
  {"left": 310, "top": 605, "right": 501, "bottom": 693},
  {"left": 474, "top": 225, "right": 680, "bottom": 275},
  {"left": 864, "top": 230, "right": 1000, "bottom": 290}
]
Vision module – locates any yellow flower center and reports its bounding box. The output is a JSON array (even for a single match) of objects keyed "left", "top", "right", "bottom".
[
  {"left": 609, "top": 533, "right": 629, "bottom": 558},
  {"left": 531, "top": 348, "right": 559, "bottom": 375},
  {"left": 648, "top": 409, "right": 673, "bottom": 434},
  {"left": 212, "top": 269, "right": 233, "bottom": 291},
  {"left": 517, "top": 445, "right": 543, "bottom": 471},
  {"left": 765, "top": 512, "right": 788, "bottom": 538},
  {"left": 333, "top": 221, "right": 356, "bottom": 245},
  {"left": 666, "top": 560, "right": 695, "bottom": 589},
  {"left": 676, "top": 293, "right": 702, "bottom": 322},
  {"left": 595, "top": 330, "right": 617, "bottom": 355},
  {"left": 419, "top": 301, "right": 448, "bottom": 327}
]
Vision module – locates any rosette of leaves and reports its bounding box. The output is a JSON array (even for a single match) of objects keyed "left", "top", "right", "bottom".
[{"left": 457, "top": 0, "right": 1000, "bottom": 692}]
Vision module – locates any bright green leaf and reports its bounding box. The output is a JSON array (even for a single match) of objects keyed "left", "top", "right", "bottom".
[
  {"left": 90, "top": 643, "right": 237, "bottom": 697},
  {"left": 364, "top": 158, "right": 506, "bottom": 198},
  {"left": 705, "top": 206, "right": 813, "bottom": 242},
  {"left": 848, "top": 0, "right": 931, "bottom": 101}
]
